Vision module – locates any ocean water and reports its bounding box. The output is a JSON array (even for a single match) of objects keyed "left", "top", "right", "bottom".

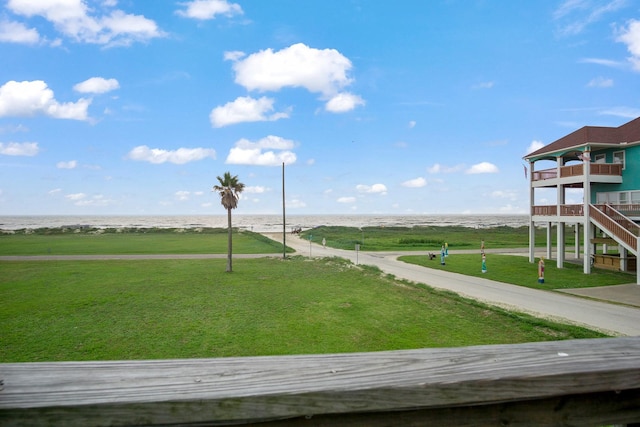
[{"left": 0, "top": 214, "right": 528, "bottom": 231}]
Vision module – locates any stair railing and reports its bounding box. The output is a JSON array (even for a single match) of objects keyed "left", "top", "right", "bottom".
[{"left": 590, "top": 204, "right": 639, "bottom": 252}]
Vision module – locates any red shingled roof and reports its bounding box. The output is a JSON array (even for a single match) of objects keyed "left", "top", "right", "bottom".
[{"left": 524, "top": 116, "right": 640, "bottom": 160}]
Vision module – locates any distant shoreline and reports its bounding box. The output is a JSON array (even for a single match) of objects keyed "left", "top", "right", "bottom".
[{"left": 0, "top": 214, "right": 529, "bottom": 231}]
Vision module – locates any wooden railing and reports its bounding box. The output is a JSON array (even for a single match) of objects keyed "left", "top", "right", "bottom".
[
  {"left": 612, "top": 204, "right": 640, "bottom": 217},
  {"left": 532, "top": 168, "right": 558, "bottom": 181},
  {"left": 2, "top": 337, "right": 640, "bottom": 426},
  {"left": 559, "top": 164, "right": 583, "bottom": 178},
  {"left": 560, "top": 204, "right": 584, "bottom": 216},
  {"left": 532, "top": 163, "right": 623, "bottom": 182},
  {"left": 531, "top": 204, "right": 583, "bottom": 216},
  {"left": 590, "top": 204, "right": 640, "bottom": 252},
  {"left": 531, "top": 205, "right": 557, "bottom": 216},
  {"left": 591, "top": 163, "right": 623, "bottom": 176}
]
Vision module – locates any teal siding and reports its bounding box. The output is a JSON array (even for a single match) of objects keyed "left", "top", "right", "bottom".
[{"left": 591, "top": 145, "right": 640, "bottom": 199}]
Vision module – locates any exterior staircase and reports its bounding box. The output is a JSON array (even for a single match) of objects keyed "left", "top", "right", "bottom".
[{"left": 589, "top": 204, "right": 640, "bottom": 257}]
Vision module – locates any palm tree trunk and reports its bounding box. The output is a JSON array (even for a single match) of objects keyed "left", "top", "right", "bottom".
[{"left": 226, "top": 207, "right": 233, "bottom": 272}]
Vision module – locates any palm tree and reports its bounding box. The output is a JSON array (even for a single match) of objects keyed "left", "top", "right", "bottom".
[{"left": 213, "top": 172, "right": 245, "bottom": 272}]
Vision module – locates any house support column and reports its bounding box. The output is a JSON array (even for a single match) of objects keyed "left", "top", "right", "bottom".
[
  {"left": 528, "top": 160, "right": 535, "bottom": 264},
  {"left": 574, "top": 223, "right": 580, "bottom": 259},
  {"left": 620, "top": 247, "right": 627, "bottom": 272},
  {"left": 583, "top": 154, "right": 592, "bottom": 275},
  {"left": 556, "top": 172, "right": 565, "bottom": 268},
  {"left": 557, "top": 222, "right": 565, "bottom": 268},
  {"left": 529, "top": 219, "right": 536, "bottom": 263},
  {"left": 546, "top": 222, "right": 552, "bottom": 260},
  {"left": 584, "top": 220, "right": 592, "bottom": 274}
]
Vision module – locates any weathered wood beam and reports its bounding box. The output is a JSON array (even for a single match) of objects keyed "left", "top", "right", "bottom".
[
  {"left": 246, "top": 389, "right": 640, "bottom": 427},
  {"left": 1, "top": 337, "right": 640, "bottom": 426}
]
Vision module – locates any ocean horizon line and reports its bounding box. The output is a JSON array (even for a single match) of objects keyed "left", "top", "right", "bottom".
[{"left": 0, "top": 214, "right": 529, "bottom": 232}]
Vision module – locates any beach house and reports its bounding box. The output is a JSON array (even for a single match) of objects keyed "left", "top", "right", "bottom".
[{"left": 523, "top": 116, "right": 640, "bottom": 284}]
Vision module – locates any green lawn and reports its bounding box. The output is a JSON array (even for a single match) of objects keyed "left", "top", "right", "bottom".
[
  {"left": 0, "top": 228, "right": 288, "bottom": 255},
  {"left": 302, "top": 225, "right": 575, "bottom": 251},
  {"left": 0, "top": 257, "right": 606, "bottom": 362},
  {"left": 399, "top": 253, "right": 634, "bottom": 290}
]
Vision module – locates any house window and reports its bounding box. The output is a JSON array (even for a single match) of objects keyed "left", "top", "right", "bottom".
[
  {"left": 594, "top": 153, "right": 606, "bottom": 163},
  {"left": 631, "top": 191, "right": 640, "bottom": 204},
  {"left": 596, "top": 192, "right": 608, "bottom": 203},
  {"left": 619, "top": 192, "right": 628, "bottom": 204},
  {"left": 613, "top": 151, "right": 625, "bottom": 169}
]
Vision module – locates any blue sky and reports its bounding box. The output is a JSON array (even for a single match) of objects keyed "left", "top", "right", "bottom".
[{"left": 1, "top": 0, "right": 639, "bottom": 216}]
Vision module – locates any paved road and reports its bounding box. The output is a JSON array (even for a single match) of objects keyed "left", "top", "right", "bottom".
[{"left": 268, "top": 233, "right": 640, "bottom": 337}]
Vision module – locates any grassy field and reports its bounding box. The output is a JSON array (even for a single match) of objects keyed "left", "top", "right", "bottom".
[
  {"left": 301, "top": 225, "right": 574, "bottom": 251},
  {"left": 0, "top": 257, "right": 607, "bottom": 362},
  {"left": 399, "top": 253, "right": 634, "bottom": 290},
  {"left": 0, "top": 228, "right": 289, "bottom": 255}
]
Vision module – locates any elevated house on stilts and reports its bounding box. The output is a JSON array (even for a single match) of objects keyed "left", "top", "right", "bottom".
[{"left": 523, "top": 116, "right": 640, "bottom": 284}]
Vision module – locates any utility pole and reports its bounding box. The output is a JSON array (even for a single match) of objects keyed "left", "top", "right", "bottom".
[{"left": 282, "top": 162, "right": 286, "bottom": 259}]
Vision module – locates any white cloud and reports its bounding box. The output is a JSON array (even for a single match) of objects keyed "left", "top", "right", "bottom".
[
  {"left": 238, "top": 135, "right": 295, "bottom": 150},
  {"left": 526, "top": 140, "right": 545, "bottom": 155},
  {"left": 66, "top": 193, "right": 114, "bottom": 207},
  {"left": 553, "top": 0, "right": 626, "bottom": 36},
  {"left": 210, "top": 96, "right": 289, "bottom": 127},
  {"left": 127, "top": 146, "right": 216, "bottom": 164},
  {"left": 579, "top": 57, "right": 625, "bottom": 68},
  {"left": 337, "top": 196, "right": 356, "bottom": 204},
  {"left": 586, "top": 76, "right": 613, "bottom": 87},
  {"left": 356, "top": 183, "right": 387, "bottom": 195},
  {"left": 599, "top": 106, "right": 640, "bottom": 118},
  {"left": 0, "top": 142, "right": 39, "bottom": 156},
  {"left": 230, "top": 43, "right": 352, "bottom": 95},
  {"left": 227, "top": 43, "right": 363, "bottom": 111},
  {"left": 244, "top": 185, "right": 269, "bottom": 194},
  {"left": 175, "top": 191, "right": 191, "bottom": 201},
  {"left": 0, "top": 20, "right": 39, "bottom": 44},
  {"left": 325, "top": 92, "right": 365, "bottom": 113},
  {"left": 466, "top": 162, "right": 499, "bottom": 174},
  {"left": 616, "top": 19, "right": 640, "bottom": 71},
  {"left": 65, "top": 193, "right": 86, "bottom": 201},
  {"left": 6, "top": 0, "right": 165, "bottom": 47},
  {"left": 176, "top": 0, "right": 243, "bottom": 20},
  {"left": 226, "top": 135, "right": 297, "bottom": 166},
  {"left": 224, "top": 50, "right": 245, "bottom": 61},
  {"left": 73, "top": 77, "right": 119, "bottom": 94},
  {"left": 408, "top": 120, "right": 416, "bottom": 128},
  {"left": 402, "top": 177, "right": 426, "bottom": 188},
  {"left": 427, "top": 163, "right": 465, "bottom": 174},
  {"left": 56, "top": 160, "right": 77, "bottom": 169},
  {"left": 0, "top": 80, "right": 90, "bottom": 120}
]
